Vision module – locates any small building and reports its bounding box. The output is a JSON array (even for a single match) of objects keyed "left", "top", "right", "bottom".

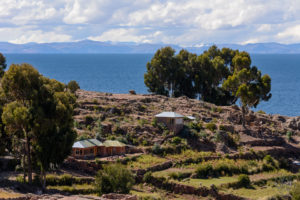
[
  {"left": 103, "top": 140, "right": 126, "bottom": 156},
  {"left": 72, "top": 139, "right": 104, "bottom": 158},
  {"left": 155, "top": 112, "right": 184, "bottom": 134},
  {"left": 72, "top": 139, "right": 126, "bottom": 158}
]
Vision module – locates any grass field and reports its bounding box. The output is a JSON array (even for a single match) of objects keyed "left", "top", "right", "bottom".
[
  {"left": 224, "top": 185, "right": 291, "bottom": 200},
  {"left": 127, "top": 154, "right": 167, "bottom": 169},
  {"left": 174, "top": 176, "right": 238, "bottom": 187}
]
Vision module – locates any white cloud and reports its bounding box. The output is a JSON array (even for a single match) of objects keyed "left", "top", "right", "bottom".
[
  {"left": 1, "top": 0, "right": 300, "bottom": 44},
  {"left": 277, "top": 25, "right": 300, "bottom": 43},
  {"left": 9, "top": 30, "right": 72, "bottom": 44}
]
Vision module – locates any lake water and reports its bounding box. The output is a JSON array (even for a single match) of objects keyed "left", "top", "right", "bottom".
[{"left": 5, "top": 54, "right": 300, "bottom": 116}]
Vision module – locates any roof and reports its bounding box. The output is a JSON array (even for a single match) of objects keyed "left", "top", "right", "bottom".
[
  {"left": 72, "top": 139, "right": 103, "bottom": 148},
  {"left": 155, "top": 112, "right": 184, "bottom": 118},
  {"left": 103, "top": 140, "right": 126, "bottom": 147},
  {"left": 187, "top": 116, "right": 196, "bottom": 120}
]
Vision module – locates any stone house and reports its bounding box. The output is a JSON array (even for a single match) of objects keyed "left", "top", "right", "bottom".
[
  {"left": 72, "top": 139, "right": 126, "bottom": 158},
  {"left": 155, "top": 112, "right": 184, "bottom": 134}
]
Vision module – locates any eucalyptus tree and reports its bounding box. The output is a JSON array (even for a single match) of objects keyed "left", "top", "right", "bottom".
[
  {"left": 1, "top": 63, "right": 77, "bottom": 187},
  {"left": 222, "top": 52, "right": 271, "bottom": 126}
]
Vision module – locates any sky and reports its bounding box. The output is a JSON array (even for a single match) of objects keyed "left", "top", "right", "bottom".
[{"left": 1, "top": 0, "right": 300, "bottom": 46}]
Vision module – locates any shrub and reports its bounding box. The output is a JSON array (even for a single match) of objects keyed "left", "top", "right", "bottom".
[
  {"left": 169, "top": 172, "right": 190, "bottom": 180},
  {"left": 94, "top": 164, "right": 135, "bottom": 196},
  {"left": 171, "top": 137, "right": 182, "bottom": 145},
  {"left": 237, "top": 174, "right": 250, "bottom": 188},
  {"left": 199, "top": 131, "right": 208, "bottom": 140},
  {"left": 85, "top": 115, "right": 94, "bottom": 125},
  {"left": 257, "top": 110, "right": 266, "bottom": 114},
  {"left": 16, "top": 175, "right": 25, "bottom": 183},
  {"left": 138, "top": 119, "right": 148, "bottom": 126},
  {"left": 291, "top": 182, "right": 300, "bottom": 200},
  {"left": 143, "top": 172, "right": 153, "bottom": 183},
  {"left": 188, "top": 122, "right": 202, "bottom": 131},
  {"left": 263, "top": 155, "right": 277, "bottom": 167},
  {"left": 152, "top": 143, "right": 163, "bottom": 155},
  {"left": 151, "top": 118, "right": 158, "bottom": 127},
  {"left": 287, "top": 131, "right": 293, "bottom": 141},
  {"left": 67, "top": 80, "right": 80, "bottom": 93},
  {"left": 219, "top": 125, "right": 226, "bottom": 131},
  {"left": 196, "top": 163, "right": 213, "bottom": 178},
  {"left": 206, "top": 123, "right": 217, "bottom": 131}
]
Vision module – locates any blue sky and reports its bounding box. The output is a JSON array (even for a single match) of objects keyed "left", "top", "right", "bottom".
[{"left": 1, "top": 0, "right": 300, "bottom": 46}]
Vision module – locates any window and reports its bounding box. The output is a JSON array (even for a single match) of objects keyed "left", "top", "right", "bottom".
[{"left": 76, "top": 150, "right": 80, "bottom": 155}]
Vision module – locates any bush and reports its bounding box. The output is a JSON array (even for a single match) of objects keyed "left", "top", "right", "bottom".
[
  {"left": 287, "top": 131, "right": 293, "bottom": 141},
  {"left": 94, "top": 164, "right": 135, "bottom": 196},
  {"left": 143, "top": 172, "right": 153, "bottom": 183},
  {"left": 151, "top": 118, "right": 158, "bottom": 127},
  {"left": 67, "top": 80, "right": 80, "bottom": 93},
  {"left": 206, "top": 123, "right": 217, "bottom": 131},
  {"left": 196, "top": 163, "right": 213, "bottom": 178},
  {"left": 85, "top": 115, "right": 94, "bottom": 126},
  {"left": 237, "top": 174, "right": 250, "bottom": 188},
  {"left": 290, "top": 182, "right": 300, "bottom": 200},
  {"left": 257, "top": 110, "right": 266, "bottom": 114},
  {"left": 152, "top": 143, "right": 163, "bottom": 155},
  {"left": 263, "top": 155, "right": 278, "bottom": 168},
  {"left": 171, "top": 137, "right": 182, "bottom": 145},
  {"left": 188, "top": 122, "right": 202, "bottom": 131}
]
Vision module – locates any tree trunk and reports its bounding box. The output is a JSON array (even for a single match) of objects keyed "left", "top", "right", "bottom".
[
  {"left": 41, "top": 169, "right": 46, "bottom": 191},
  {"left": 24, "top": 130, "right": 32, "bottom": 184},
  {"left": 22, "top": 153, "right": 26, "bottom": 183}
]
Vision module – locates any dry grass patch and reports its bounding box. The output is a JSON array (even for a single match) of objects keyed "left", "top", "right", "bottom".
[
  {"left": 0, "top": 190, "right": 23, "bottom": 199},
  {"left": 127, "top": 154, "right": 167, "bottom": 170}
]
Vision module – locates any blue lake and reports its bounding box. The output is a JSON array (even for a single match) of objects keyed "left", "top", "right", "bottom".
[{"left": 5, "top": 54, "right": 300, "bottom": 116}]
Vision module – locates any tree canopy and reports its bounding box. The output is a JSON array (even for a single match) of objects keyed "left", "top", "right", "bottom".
[
  {"left": 1, "top": 63, "right": 77, "bottom": 188},
  {"left": 144, "top": 45, "right": 271, "bottom": 110}
]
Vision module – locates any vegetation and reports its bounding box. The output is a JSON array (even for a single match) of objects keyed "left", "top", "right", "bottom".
[
  {"left": 67, "top": 80, "right": 80, "bottom": 93},
  {"left": 291, "top": 182, "right": 300, "bottom": 200},
  {"left": 1, "top": 63, "right": 76, "bottom": 189},
  {"left": 144, "top": 46, "right": 271, "bottom": 108},
  {"left": 237, "top": 174, "right": 251, "bottom": 188},
  {"left": 144, "top": 46, "right": 271, "bottom": 126},
  {"left": 94, "top": 164, "right": 135, "bottom": 196}
]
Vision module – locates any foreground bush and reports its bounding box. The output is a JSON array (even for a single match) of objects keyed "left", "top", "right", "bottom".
[
  {"left": 94, "top": 164, "right": 135, "bottom": 196},
  {"left": 237, "top": 174, "right": 250, "bottom": 188},
  {"left": 291, "top": 182, "right": 300, "bottom": 200}
]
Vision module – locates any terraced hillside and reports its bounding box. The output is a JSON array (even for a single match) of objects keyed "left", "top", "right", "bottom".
[
  {"left": 74, "top": 89, "right": 300, "bottom": 157},
  {"left": 2, "top": 89, "right": 300, "bottom": 200}
]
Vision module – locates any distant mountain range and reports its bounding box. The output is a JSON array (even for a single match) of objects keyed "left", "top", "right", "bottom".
[{"left": 1, "top": 40, "right": 300, "bottom": 54}]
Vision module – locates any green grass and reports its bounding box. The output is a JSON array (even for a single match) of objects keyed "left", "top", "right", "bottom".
[
  {"left": 173, "top": 176, "right": 238, "bottom": 187},
  {"left": 152, "top": 168, "right": 194, "bottom": 178},
  {"left": 166, "top": 150, "right": 213, "bottom": 162},
  {"left": 47, "top": 184, "right": 96, "bottom": 194},
  {"left": 224, "top": 185, "right": 291, "bottom": 200},
  {"left": 127, "top": 154, "right": 167, "bottom": 170}
]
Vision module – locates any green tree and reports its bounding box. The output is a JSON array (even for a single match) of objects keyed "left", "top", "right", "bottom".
[
  {"left": 67, "top": 80, "right": 80, "bottom": 93},
  {"left": 34, "top": 79, "right": 77, "bottom": 189},
  {"left": 222, "top": 52, "right": 271, "bottom": 126},
  {"left": 1, "top": 63, "right": 76, "bottom": 187},
  {"left": 144, "top": 46, "right": 178, "bottom": 97},
  {"left": 0, "top": 53, "right": 7, "bottom": 78},
  {"left": 94, "top": 164, "right": 135, "bottom": 196},
  {"left": 1, "top": 64, "right": 41, "bottom": 184}
]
